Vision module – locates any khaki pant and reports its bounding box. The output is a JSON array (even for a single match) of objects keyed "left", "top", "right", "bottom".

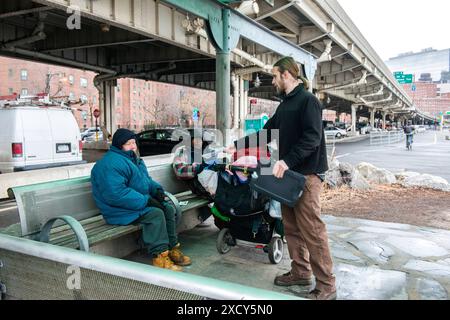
[{"left": 281, "top": 174, "right": 336, "bottom": 291}]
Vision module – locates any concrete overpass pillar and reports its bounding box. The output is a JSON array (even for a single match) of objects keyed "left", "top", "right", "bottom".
[
  {"left": 216, "top": 50, "right": 231, "bottom": 145},
  {"left": 239, "top": 77, "right": 245, "bottom": 129},
  {"left": 382, "top": 112, "right": 387, "bottom": 130},
  {"left": 351, "top": 104, "right": 357, "bottom": 135},
  {"left": 370, "top": 108, "right": 376, "bottom": 128},
  {"left": 98, "top": 80, "right": 117, "bottom": 138}
]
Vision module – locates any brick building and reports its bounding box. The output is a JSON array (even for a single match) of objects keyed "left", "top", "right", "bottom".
[
  {"left": 0, "top": 57, "right": 217, "bottom": 132},
  {"left": 0, "top": 57, "right": 99, "bottom": 129},
  {"left": 402, "top": 82, "right": 450, "bottom": 119},
  {"left": 115, "top": 78, "right": 217, "bottom": 131}
]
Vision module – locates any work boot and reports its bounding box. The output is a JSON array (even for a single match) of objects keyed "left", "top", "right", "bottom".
[
  {"left": 306, "top": 288, "right": 337, "bottom": 301},
  {"left": 169, "top": 243, "right": 192, "bottom": 266},
  {"left": 274, "top": 271, "right": 313, "bottom": 287},
  {"left": 152, "top": 250, "right": 183, "bottom": 272}
]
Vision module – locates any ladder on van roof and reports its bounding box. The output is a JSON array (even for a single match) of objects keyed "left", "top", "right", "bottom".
[{"left": 0, "top": 93, "right": 69, "bottom": 109}]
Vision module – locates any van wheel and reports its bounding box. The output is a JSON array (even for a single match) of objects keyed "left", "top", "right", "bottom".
[
  {"left": 268, "top": 237, "right": 284, "bottom": 264},
  {"left": 216, "top": 228, "right": 234, "bottom": 254}
]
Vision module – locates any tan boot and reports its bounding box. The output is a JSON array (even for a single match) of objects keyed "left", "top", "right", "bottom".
[
  {"left": 169, "top": 243, "right": 192, "bottom": 266},
  {"left": 152, "top": 250, "right": 182, "bottom": 271}
]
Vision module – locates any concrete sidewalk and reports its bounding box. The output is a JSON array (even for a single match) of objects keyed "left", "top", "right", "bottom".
[{"left": 128, "top": 215, "right": 450, "bottom": 300}]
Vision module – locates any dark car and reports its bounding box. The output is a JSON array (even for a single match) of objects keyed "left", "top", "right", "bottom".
[{"left": 136, "top": 128, "right": 215, "bottom": 157}]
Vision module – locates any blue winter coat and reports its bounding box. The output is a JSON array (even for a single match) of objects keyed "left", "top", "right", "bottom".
[{"left": 91, "top": 146, "right": 163, "bottom": 225}]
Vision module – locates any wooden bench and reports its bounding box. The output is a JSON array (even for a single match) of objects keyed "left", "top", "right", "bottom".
[{"left": 3, "top": 163, "right": 211, "bottom": 258}]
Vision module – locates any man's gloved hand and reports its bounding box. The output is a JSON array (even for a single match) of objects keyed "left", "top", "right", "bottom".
[
  {"left": 147, "top": 196, "right": 165, "bottom": 211},
  {"left": 154, "top": 188, "right": 166, "bottom": 203}
]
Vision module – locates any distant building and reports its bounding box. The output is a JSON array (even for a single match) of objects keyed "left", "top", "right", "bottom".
[
  {"left": 0, "top": 57, "right": 98, "bottom": 129},
  {"left": 402, "top": 82, "right": 450, "bottom": 119},
  {"left": 385, "top": 48, "right": 450, "bottom": 83}
]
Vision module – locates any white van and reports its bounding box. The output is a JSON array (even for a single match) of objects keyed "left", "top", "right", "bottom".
[{"left": 0, "top": 100, "right": 85, "bottom": 173}]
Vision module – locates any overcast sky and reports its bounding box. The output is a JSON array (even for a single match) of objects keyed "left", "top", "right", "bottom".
[{"left": 337, "top": 0, "right": 450, "bottom": 61}]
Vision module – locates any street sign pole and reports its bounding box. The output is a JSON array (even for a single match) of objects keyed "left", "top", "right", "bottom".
[{"left": 93, "top": 109, "right": 100, "bottom": 142}]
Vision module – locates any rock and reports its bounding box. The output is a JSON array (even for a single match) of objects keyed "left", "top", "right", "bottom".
[
  {"left": 335, "top": 162, "right": 371, "bottom": 190},
  {"left": 395, "top": 171, "right": 421, "bottom": 182},
  {"left": 356, "top": 162, "right": 397, "bottom": 185},
  {"left": 349, "top": 169, "right": 371, "bottom": 190},
  {"left": 402, "top": 174, "right": 450, "bottom": 191},
  {"left": 325, "top": 169, "right": 344, "bottom": 188}
]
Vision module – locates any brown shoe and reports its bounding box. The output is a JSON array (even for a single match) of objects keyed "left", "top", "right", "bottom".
[
  {"left": 306, "top": 288, "right": 337, "bottom": 300},
  {"left": 274, "top": 271, "right": 313, "bottom": 287},
  {"left": 152, "top": 250, "right": 183, "bottom": 272},
  {"left": 169, "top": 243, "right": 192, "bottom": 266}
]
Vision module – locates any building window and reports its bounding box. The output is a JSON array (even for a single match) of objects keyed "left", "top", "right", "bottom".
[
  {"left": 8, "top": 88, "right": 14, "bottom": 95},
  {"left": 80, "top": 95, "right": 88, "bottom": 103},
  {"left": 8, "top": 69, "right": 13, "bottom": 78},
  {"left": 21, "top": 88, "right": 28, "bottom": 96},
  {"left": 80, "top": 77, "right": 88, "bottom": 88},
  {"left": 20, "top": 70, "right": 28, "bottom": 81},
  {"left": 69, "top": 92, "right": 75, "bottom": 100},
  {"left": 68, "top": 75, "right": 75, "bottom": 85}
]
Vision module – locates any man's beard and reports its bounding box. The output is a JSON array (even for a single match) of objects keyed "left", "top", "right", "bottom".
[{"left": 274, "top": 82, "right": 285, "bottom": 95}]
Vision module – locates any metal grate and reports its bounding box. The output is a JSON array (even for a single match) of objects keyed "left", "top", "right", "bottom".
[{"left": 0, "top": 249, "right": 201, "bottom": 300}]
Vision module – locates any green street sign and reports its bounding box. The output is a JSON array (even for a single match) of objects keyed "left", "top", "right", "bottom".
[
  {"left": 395, "top": 73, "right": 413, "bottom": 84},
  {"left": 394, "top": 71, "right": 404, "bottom": 77}
]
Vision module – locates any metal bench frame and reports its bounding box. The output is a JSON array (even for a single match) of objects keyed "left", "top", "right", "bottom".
[{"left": 7, "top": 163, "right": 211, "bottom": 254}]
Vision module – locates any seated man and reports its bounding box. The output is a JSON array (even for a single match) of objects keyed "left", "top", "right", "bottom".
[{"left": 91, "top": 128, "right": 191, "bottom": 271}]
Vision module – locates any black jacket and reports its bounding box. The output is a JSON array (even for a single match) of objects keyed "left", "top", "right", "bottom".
[{"left": 235, "top": 84, "right": 328, "bottom": 175}]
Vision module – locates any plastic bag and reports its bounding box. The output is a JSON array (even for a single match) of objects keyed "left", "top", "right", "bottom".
[
  {"left": 197, "top": 169, "right": 218, "bottom": 196},
  {"left": 269, "top": 200, "right": 282, "bottom": 219}
]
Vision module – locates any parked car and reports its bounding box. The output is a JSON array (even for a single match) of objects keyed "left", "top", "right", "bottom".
[
  {"left": 415, "top": 125, "right": 426, "bottom": 133},
  {"left": 136, "top": 128, "right": 215, "bottom": 157},
  {"left": 81, "top": 127, "right": 103, "bottom": 141},
  {"left": 0, "top": 104, "right": 85, "bottom": 173},
  {"left": 324, "top": 126, "right": 348, "bottom": 139}
]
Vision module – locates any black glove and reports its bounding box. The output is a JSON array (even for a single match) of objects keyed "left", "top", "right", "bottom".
[
  {"left": 196, "top": 162, "right": 208, "bottom": 174},
  {"left": 154, "top": 188, "right": 166, "bottom": 203},
  {"left": 147, "top": 196, "right": 165, "bottom": 211}
]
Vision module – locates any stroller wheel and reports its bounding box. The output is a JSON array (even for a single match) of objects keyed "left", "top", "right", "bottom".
[
  {"left": 268, "top": 237, "right": 284, "bottom": 264},
  {"left": 216, "top": 228, "right": 234, "bottom": 254}
]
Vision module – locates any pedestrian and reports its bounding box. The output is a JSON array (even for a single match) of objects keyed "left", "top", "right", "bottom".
[
  {"left": 403, "top": 121, "right": 414, "bottom": 150},
  {"left": 226, "top": 56, "right": 336, "bottom": 300},
  {"left": 91, "top": 128, "right": 191, "bottom": 271}
]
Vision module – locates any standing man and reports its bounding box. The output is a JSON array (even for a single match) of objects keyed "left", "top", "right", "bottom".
[{"left": 226, "top": 57, "right": 336, "bottom": 300}]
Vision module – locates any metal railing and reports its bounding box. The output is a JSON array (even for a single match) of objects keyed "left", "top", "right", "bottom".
[
  {"left": 369, "top": 130, "right": 405, "bottom": 146},
  {"left": 0, "top": 233, "right": 302, "bottom": 300}
]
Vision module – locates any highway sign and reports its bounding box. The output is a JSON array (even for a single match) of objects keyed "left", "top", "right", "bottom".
[{"left": 394, "top": 73, "right": 413, "bottom": 84}]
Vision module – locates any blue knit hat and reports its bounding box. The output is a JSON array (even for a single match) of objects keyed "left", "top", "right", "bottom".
[{"left": 112, "top": 128, "right": 136, "bottom": 149}]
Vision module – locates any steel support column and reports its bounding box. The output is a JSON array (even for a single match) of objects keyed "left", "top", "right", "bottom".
[
  {"left": 351, "top": 104, "right": 357, "bottom": 135},
  {"left": 215, "top": 9, "right": 231, "bottom": 145},
  {"left": 370, "top": 108, "right": 376, "bottom": 128},
  {"left": 99, "top": 81, "right": 117, "bottom": 138}
]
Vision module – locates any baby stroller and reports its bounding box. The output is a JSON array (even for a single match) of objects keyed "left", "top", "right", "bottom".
[{"left": 207, "top": 148, "right": 286, "bottom": 264}]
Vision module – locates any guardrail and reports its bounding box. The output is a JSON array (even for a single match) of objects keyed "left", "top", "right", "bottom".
[
  {"left": 0, "top": 233, "right": 301, "bottom": 300},
  {"left": 369, "top": 130, "right": 405, "bottom": 146}
]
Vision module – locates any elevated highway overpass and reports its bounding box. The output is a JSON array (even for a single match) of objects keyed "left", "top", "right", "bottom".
[{"left": 0, "top": 0, "right": 433, "bottom": 139}]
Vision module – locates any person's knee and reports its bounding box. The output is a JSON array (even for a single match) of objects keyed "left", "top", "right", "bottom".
[{"left": 142, "top": 207, "right": 165, "bottom": 223}]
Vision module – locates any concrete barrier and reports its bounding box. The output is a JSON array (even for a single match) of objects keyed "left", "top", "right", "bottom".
[{"left": 0, "top": 154, "right": 174, "bottom": 199}]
